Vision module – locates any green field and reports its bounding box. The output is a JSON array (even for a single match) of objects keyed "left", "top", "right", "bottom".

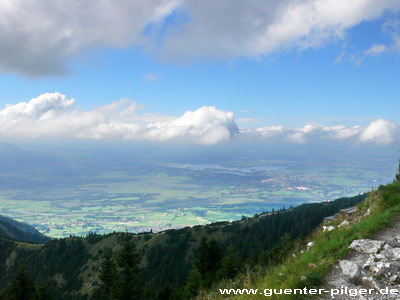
[{"left": 0, "top": 156, "right": 392, "bottom": 238}]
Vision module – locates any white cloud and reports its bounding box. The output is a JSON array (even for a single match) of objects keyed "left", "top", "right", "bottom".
[
  {"left": 250, "top": 121, "right": 398, "bottom": 145},
  {"left": 358, "top": 17, "right": 400, "bottom": 60},
  {"left": 0, "top": 93, "right": 75, "bottom": 121},
  {"left": 255, "top": 126, "right": 285, "bottom": 139},
  {"left": 326, "top": 125, "right": 363, "bottom": 139},
  {"left": 0, "top": 93, "right": 398, "bottom": 145},
  {"left": 160, "top": 0, "right": 400, "bottom": 60},
  {"left": 382, "top": 18, "right": 400, "bottom": 52},
  {"left": 0, "top": 0, "right": 181, "bottom": 77},
  {"left": 359, "top": 119, "right": 398, "bottom": 145},
  {"left": 0, "top": 0, "right": 399, "bottom": 77},
  {"left": 365, "top": 44, "right": 388, "bottom": 55},
  {"left": 286, "top": 124, "right": 323, "bottom": 143},
  {"left": 0, "top": 93, "right": 238, "bottom": 144},
  {"left": 348, "top": 42, "right": 390, "bottom": 66},
  {"left": 145, "top": 106, "right": 238, "bottom": 144}
]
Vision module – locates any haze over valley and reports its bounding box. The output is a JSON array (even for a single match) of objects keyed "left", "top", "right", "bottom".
[{"left": 0, "top": 141, "right": 397, "bottom": 237}]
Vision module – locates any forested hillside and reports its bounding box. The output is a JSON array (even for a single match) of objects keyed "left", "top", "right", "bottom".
[
  {"left": 0, "top": 215, "right": 50, "bottom": 244},
  {"left": 0, "top": 193, "right": 365, "bottom": 299}
]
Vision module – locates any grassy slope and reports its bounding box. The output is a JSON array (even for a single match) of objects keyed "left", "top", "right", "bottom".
[{"left": 200, "top": 182, "right": 400, "bottom": 299}]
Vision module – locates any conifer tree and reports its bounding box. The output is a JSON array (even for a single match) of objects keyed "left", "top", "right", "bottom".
[
  {"left": 195, "top": 236, "right": 209, "bottom": 275},
  {"left": 195, "top": 237, "right": 222, "bottom": 287},
  {"left": 116, "top": 234, "right": 141, "bottom": 300},
  {"left": 5, "top": 266, "right": 36, "bottom": 300},
  {"left": 216, "top": 245, "right": 241, "bottom": 279},
  {"left": 98, "top": 248, "right": 117, "bottom": 300},
  {"left": 183, "top": 265, "right": 202, "bottom": 299}
]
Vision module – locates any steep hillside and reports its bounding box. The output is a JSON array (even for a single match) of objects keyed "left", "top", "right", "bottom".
[
  {"left": 0, "top": 215, "right": 50, "bottom": 244},
  {"left": 199, "top": 181, "right": 400, "bottom": 299},
  {"left": 0, "top": 194, "right": 365, "bottom": 299}
]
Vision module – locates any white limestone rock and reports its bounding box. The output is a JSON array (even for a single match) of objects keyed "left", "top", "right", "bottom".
[
  {"left": 389, "top": 275, "right": 400, "bottom": 283},
  {"left": 362, "top": 254, "right": 375, "bottom": 270},
  {"left": 380, "top": 248, "right": 400, "bottom": 261},
  {"left": 349, "top": 239, "right": 385, "bottom": 254},
  {"left": 338, "top": 220, "right": 351, "bottom": 228},
  {"left": 339, "top": 260, "right": 362, "bottom": 284},
  {"left": 375, "top": 261, "right": 400, "bottom": 277},
  {"left": 323, "top": 225, "right": 335, "bottom": 232}
]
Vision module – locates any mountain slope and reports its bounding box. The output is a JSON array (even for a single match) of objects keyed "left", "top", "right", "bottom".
[
  {"left": 0, "top": 193, "right": 365, "bottom": 299},
  {"left": 0, "top": 215, "right": 50, "bottom": 244},
  {"left": 200, "top": 182, "right": 400, "bottom": 299}
]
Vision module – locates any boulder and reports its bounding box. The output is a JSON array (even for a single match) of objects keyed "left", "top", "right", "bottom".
[
  {"left": 389, "top": 275, "right": 400, "bottom": 283},
  {"left": 383, "top": 243, "right": 393, "bottom": 250},
  {"left": 369, "top": 262, "right": 380, "bottom": 274},
  {"left": 339, "top": 260, "right": 361, "bottom": 284},
  {"left": 338, "top": 220, "right": 351, "bottom": 228},
  {"left": 323, "top": 225, "right": 335, "bottom": 232},
  {"left": 380, "top": 248, "right": 400, "bottom": 261},
  {"left": 365, "top": 208, "right": 371, "bottom": 216},
  {"left": 362, "top": 254, "right": 375, "bottom": 270},
  {"left": 374, "top": 253, "right": 386, "bottom": 260},
  {"left": 349, "top": 239, "right": 385, "bottom": 254},
  {"left": 375, "top": 261, "right": 400, "bottom": 277},
  {"left": 305, "top": 241, "right": 315, "bottom": 252}
]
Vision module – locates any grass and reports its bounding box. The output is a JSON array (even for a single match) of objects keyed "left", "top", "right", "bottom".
[{"left": 201, "top": 182, "right": 400, "bottom": 299}]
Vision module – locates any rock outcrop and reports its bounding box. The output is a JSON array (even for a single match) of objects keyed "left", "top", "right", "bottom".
[
  {"left": 348, "top": 239, "right": 385, "bottom": 254},
  {"left": 322, "top": 220, "right": 400, "bottom": 299}
]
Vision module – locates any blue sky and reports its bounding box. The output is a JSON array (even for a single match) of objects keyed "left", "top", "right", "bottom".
[{"left": 0, "top": 0, "right": 399, "bottom": 145}]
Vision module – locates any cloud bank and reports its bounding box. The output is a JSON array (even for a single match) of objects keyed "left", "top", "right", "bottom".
[
  {"left": 249, "top": 120, "right": 399, "bottom": 145},
  {"left": 0, "top": 0, "right": 399, "bottom": 77},
  {"left": 0, "top": 93, "right": 398, "bottom": 145},
  {"left": 0, "top": 93, "right": 238, "bottom": 144}
]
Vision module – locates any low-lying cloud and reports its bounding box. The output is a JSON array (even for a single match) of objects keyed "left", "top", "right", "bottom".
[
  {"left": 0, "top": 93, "right": 238, "bottom": 144},
  {"left": 251, "top": 120, "right": 399, "bottom": 145},
  {"left": 359, "top": 119, "right": 398, "bottom": 145},
  {"left": 0, "top": 93, "right": 398, "bottom": 145}
]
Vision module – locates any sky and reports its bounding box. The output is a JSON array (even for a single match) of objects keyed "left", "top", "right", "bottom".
[{"left": 0, "top": 0, "right": 400, "bottom": 146}]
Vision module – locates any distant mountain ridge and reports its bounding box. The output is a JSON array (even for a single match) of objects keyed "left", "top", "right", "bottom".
[{"left": 0, "top": 215, "right": 50, "bottom": 244}]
